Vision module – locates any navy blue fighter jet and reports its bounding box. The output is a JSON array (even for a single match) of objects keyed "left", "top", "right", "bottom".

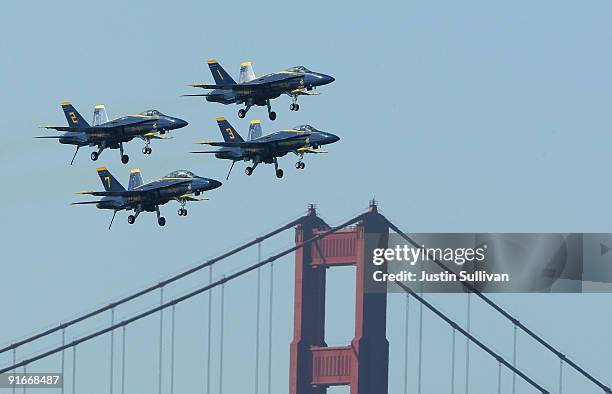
[
  {"left": 38, "top": 102, "right": 188, "bottom": 164},
  {"left": 185, "top": 60, "right": 334, "bottom": 120},
  {"left": 191, "top": 118, "right": 340, "bottom": 179},
  {"left": 73, "top": 167, "right": 222, "bottom": 228}
]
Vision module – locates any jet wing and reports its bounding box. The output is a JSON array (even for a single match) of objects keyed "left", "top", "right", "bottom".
[
  {"left": 143, "top": 132, "right": 173, "bottom": 140},
  {"left": 41, "top": 117, "right": 156, "bottom": 133},
  {"left": 297, "top": 147, "right": 328, "bottom": 154},
  {"left": 187, "top": 84, "right": 229, "bottom": 89},
  {"left": 194, "top": 133, "right": 310, "bottom": 148},
  {"left": 76, "top": 190, "right": 139, "bottom": 197},
  {"left": 177, "top": 193, "right": 209, "bottom": 202},
  {"left": 40, "top": 125, "right": 78, "bottom": 131},
  {"left": 290, "top": 88, "right": 320, "bottom": 96}
]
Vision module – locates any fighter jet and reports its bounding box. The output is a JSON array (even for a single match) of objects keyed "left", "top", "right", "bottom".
[
  {"left": 73, "top": 167, "right": 222, "bottom": 228},
  {"left": 185, "top": 60, "right": 335, "bottom": 121},
  {"left": 37, "top": 102, "right": 188, "bottom": 165},
  {"left": 191, "top": 117, "right": 340, "bottom": 179}
]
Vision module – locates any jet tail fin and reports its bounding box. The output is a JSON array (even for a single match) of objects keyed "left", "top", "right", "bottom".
[
  {"left": 61, "top": 102, "right": 90, "bottom": 128},
  {"left": 207, "top": 59, "right": 236, "bottom": 86},
  {"left": 239, "top": 61, "right": 256, "bottom": 83},
  {"left": 248, "top": 119, "right": 262, "bottom": 140},
  {"left": 128, "top": 168, "right": 143, "bottom": 190},
  {"left": 93, "top": 104, "right": 109, "bottom": 126},
  {"left": 97, "top": 166, "right": 126, "bottom": 192},
  {"left": 216, "top": 117, "right": 244, "bottom": 142}
]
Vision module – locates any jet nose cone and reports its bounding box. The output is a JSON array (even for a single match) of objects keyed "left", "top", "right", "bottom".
[
  {"left": 207, "top": 178, "right": 223, "bottom": 190},
  {"left": 176, "top": 118, "right": 189, "bottom": 128},
  {"left": 320, "top": 74, "right": 335, "bottom": 85},
  {"left": 327, "top": 133, "right": 340, "bottom": 144}
]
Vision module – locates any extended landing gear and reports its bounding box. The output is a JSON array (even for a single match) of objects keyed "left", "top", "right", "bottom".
[
  {"left": 289, "top": 103, "right": 300, "bottom": 111},
  {"left": 119, "top": 142, "right": 129, "bottom": 164},
  {"left": 178, "top": 208, "right": 188, "bottom": 216},
  {"left": 274, "top": 157, "right": 283, "bottom": 178},
  {"left": 156, "top": 205, "right": 165, "bottom": 227},
  {"left": 127, "top": 215, "right": 136, "bottom": 224},
  {"left": 245, "top": 161, "right": 258, "bottom": 176},
  {"left": 142, "top": 147, "right": 152, "bottom": 155},
  {"left": 266, "top": 100, "right": 276, "bottom": 121},
  {"left": 295, "top": 161, "right": 305, "bottom": 169},
  {"left": 238, "top": 109, "right": 246, "bottom": 118},
  {"left": 91, "top": 152, "right": 99, "bottom": 161}
]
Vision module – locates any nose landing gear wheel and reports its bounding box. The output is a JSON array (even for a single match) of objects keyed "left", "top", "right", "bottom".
[
  {"left": 121, "top": 154, "right": 129, "bottom": 164},
  {"left": 296, "top": 162, "right": 305, "bottom": 169},
  {"left": 290, "top": 103, "right": 295, "bottom": 111},
  {"left": 178, "top": 208, "right": 188, "bottom": 216},
  {"left": 91, "top": 152, "right": 99, "bottom": 161},
  {"left": 276, "top": 169, "right": 284, "bottom": 178},
  {"left": 127, "top": 215, "right": 136, "bottom": 224},
  {"left": 269, "top": 111, "right": 277, "bottom": 121},
  {"left": 158, "top": 217, "right": 166, "bottom": 226},
  {"left": 142, "top": 147, "right": 152, "bottom": 154},
  {"left": 238, "top": 109, "right": 246, "bottom": 118},
  {"left": 245, "top": 166, "right": 253, "bottom": 176}
]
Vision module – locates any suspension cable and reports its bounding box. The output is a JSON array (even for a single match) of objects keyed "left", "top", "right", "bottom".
[
  {"left": 396, "top": 281, "right": 549, "bottom": 394},
  {"left": 157, "top": 288, "right": 164, "bottom": 394},
  {"left": 61, "top": 329, "right": 65, "bottom": 394},
  {"left": 255, "top": 243, "right": 261, "bottom": 394},
  {"left": 121, "top": 326, "right": 126, "bottom": 394},
  {"left": 0, "top": 217, "right": 305, "bottom": 357},
  {"left": 451, "top": 328, "right": 456, "bottom": 394},
  {"left": 219, "top": 277, "right": 225, "bottom": 394},
  {"left": 267, "top": 261, "right": 274, "bottom": 394},
  {"left": 403, "top": 295, "right": 409, "bottom": 394},
  {"left": 0, "top": 214, "right": 364, "bottom": 375},
  {"left": 170, "top": 305, "right": 176, "bottom": 394},
  {"left": 512, "top": 324, "right": 517, "bottom": 394},
  {"left": 387, "top": 221, "right": 611, "bottom": 393},
  {"left": 206, "top": 266, "right": 212, "bottom": 394},
  {"left": 72, "top": 345, "right": 76, "bottom": 394},
  {"left": 110, "top": 308, "right": 115, "bottom": 394},
  {"left": 465, "top": 292, "right": 471, "bottom": 394}
]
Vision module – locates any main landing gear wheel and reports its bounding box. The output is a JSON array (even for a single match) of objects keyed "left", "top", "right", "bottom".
[
  {"left": 127, "top": 215, "right": 136, "bottom": 224},
  {"left": 238, "top": 109, "right": 246, "bottom": 118},
  {"left": 276, "top": 169, "right": 284, "bottom": 178},
  {"left": 268, "top": 111, "right": 277, "bottom": 121},
  {"left": 178, "top": 208, "right": 188, "bottom": 216},
  {"left": 121, "top": 154, "right": 129, "bottom": 164},
  {"left": 91, "top": 152, "right": 99, "bottom": 161},
  {"left": 295, "top": 162, "right": 305, "bottom": 169},
  {"left": 245, "top": 166, "right": 253, "bottom": 176},
  {"left": 158, "top": 217, "right": 166, "bottom": 226},
  {"left": 142, "top": 147, "right": 152, "bottom": 155}
]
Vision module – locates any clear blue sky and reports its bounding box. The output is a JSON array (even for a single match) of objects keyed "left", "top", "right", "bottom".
[{"left": 1, "top": 1, "right": 612, "bottom": 393}]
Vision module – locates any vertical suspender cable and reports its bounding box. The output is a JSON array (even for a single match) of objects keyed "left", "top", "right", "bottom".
[
  {"left": 219, "top": 276, "right": 225, "bottom": 394},
  {"left": 170, "top": 305, "right": 176, "bottom": 394},
  {"left": 465, "top": 292, "right": 471, "bottom": 394},
  {"left": 110, "top": 308, "right": 115, "bottom": 394},
  {"left": 158, "top": 287, "right": 164, "bottom": 394},
  {"left": 255, "top": 243, "right": 261, "bottom": 394},
  {"left": 12, "top": 349, "right": 16, "bottom": 394},
  {"left": 498, "top": 362, "right": 502, "bottom": 394},
  {"left": 559, "top": 359, "right": 563, "bottom": 394},
  {"left": 512, "top": 324, "right": 517, "bottom": 394},
  {"left": 121, "top": 326, "right": 126, "bottom": 394},
  {"left": 72, "top": 346, "right": 76, "bottom": 394},
  {"left": 451, "top": 329, "right": 456, "bottom": 394},
  {"left": 206, "top": 266, "right": 213, "bottom": 394},
  {"left": 61, "top": 329, "right": 65, "bottom": 394},
  {"left": 417, "top": 263, "right": 424, "bottom": 394},
  {"left": 267, "top": 262, "right": 275, "bottom": 394},
  {"left": 403, "top": 295, "right": 409, "bottom": 394}
]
